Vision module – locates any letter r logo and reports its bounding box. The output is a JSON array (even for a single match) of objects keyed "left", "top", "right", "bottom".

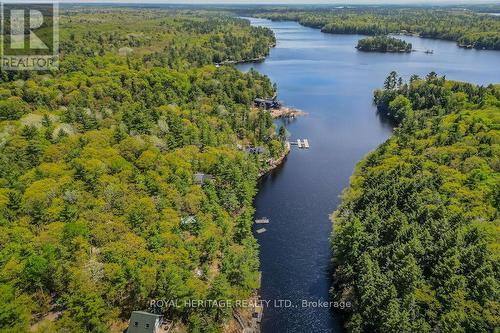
[{"left": 10, "top": 9, "right": 48, "bottom": 49}]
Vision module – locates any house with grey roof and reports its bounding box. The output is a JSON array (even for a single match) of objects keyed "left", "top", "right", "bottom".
[
  {"left": 193, "top": 172, "right": 213, "bottom": 185},
  {"left": 180, "top": 216, "right": 197, "bottom": 225},
  {"left": 127, "top": 311, "right": 162, "bottom": 333},
  {"left": 246, "top": 146, "right": 265, "bottom": 155}
]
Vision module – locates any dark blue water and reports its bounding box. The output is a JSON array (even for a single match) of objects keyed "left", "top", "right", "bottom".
[{"left": 238, "top": 17, "right": 500, "bottom": 333}]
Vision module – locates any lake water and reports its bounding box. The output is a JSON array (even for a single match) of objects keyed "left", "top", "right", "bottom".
[{"left": 237, "top": 17, "right": 500, "bottom": 333}]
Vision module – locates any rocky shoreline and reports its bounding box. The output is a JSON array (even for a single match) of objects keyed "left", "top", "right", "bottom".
[
  {"left": 258, "top": 141, "right": 290, "bottom": 178},
  {"left": 270, "top": 106, "right": 306, "bottom": 119}
]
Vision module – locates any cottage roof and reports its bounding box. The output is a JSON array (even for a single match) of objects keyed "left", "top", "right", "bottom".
[{"left": 127, "top": 311, "right": 161, "bottom": 333}]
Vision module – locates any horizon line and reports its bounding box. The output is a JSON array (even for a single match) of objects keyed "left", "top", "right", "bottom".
[{"left": 54, "top": 0, "right": 500, "bottom": 5}]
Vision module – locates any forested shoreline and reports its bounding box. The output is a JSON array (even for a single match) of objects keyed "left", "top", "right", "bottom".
[
  {"left": 356, "top": 36, "right": 412, "bottom": 53},
  {"left": 254, "top": 8, "right": 500, "bottom": 50},
  {"left": 0, "top": 9, "right": 281, "bottom": 332},
  {"left": 331, "top": 72, "right": 499, "bottom": 332}
]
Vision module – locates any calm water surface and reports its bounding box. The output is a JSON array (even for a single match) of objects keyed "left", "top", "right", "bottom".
[{"left": 238, "top": 17, "right": 500, "bottom": 333}]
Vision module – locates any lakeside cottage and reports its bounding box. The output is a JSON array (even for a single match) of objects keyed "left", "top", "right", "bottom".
[{"left": 254, "top": 97, "right": 282, "bottom": 109}]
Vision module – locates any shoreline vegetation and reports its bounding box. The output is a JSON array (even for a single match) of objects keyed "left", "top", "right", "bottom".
[
  {"left": 356, "top": 36, "right": 413, "bottom": 53},
  {"left": 331, "top": 72, "right": 499, "bottom": 332},
  {"left": 257, "top": 142, "right": 290, "bottom": 178},
  {"left": 253, "top": 8, "right": 500, "bottom": 50},
  {"left": 216, "top": 55, "right": 267, "bottom": 66},
  {"left": 0, "top": 9, "right": 284, "bottom": 333}
]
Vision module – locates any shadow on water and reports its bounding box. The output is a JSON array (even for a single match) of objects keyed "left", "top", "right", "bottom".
[{"left": 375, "top": 109, "right": 399, "bottom": 129}]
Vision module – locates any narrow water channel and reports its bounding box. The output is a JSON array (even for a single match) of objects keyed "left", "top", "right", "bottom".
[{"left": 237, "top": 17, "right": 500, "bottom": 333}]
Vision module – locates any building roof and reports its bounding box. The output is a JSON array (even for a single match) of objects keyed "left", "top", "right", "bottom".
[
  {"left": 246, "top": 147, "right": 266, "bottom": 154},
  {"left": 193, "top": 173, "right": 204, "bottom": 183},
  {"left": 193, "top": 172, "right": 213, "bottom": 185},
  {"left": 181, "top": 216, "right": 197, "bottom": 225},
  {"left": 127, "top": 311, "right": 162, "bottom": 333}
]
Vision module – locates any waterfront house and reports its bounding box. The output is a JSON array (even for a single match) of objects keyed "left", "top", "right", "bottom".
[{"left": 254, "top": 97, "right": 281, "bottom": 109}]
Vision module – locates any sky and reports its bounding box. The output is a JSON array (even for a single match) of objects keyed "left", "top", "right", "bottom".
[{"left": 54, "top": 0, "right": 500, "bottom": 4}]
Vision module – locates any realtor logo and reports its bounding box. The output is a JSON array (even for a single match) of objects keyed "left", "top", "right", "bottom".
[{"left": 1, "top": 1, "right": 58, "bottom": 71}]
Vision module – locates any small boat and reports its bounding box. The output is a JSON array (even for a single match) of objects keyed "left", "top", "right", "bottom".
[
  {"left": 255, "top": 217, "right": 270, "bottom": 224},
  {"left": 425, "top": 50, "right": 434, "bottom": 54},
  {"left": 256, "top": 228, "right": 267, "bottom": 234}
]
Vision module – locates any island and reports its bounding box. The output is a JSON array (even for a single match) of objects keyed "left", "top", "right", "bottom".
[{"left": 356, "top": 35, "right": 413, "bottom": 53}]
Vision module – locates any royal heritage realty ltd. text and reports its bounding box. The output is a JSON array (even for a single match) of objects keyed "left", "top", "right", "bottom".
[{"left": 150, "top": 299, "right": 352, "bottom": 309}]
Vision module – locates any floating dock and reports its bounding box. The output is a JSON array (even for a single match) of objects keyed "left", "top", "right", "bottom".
[
  {"left": 303, "top": 139, "right": 309, "bottom": 149},
  {"left": 256, "top": 228, "right": 267, "bottom": 234},
  {"left": 289, "top": 139, "right": 310, "bottom": 149},
  {"left": 255, "top": 217, "right": 270, "bottom": 224}
]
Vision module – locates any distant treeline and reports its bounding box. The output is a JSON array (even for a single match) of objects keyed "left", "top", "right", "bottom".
[
  {"left": 60, "top": 9, "right": 276, "bottom": 67},
  {"left": 255, "top": 8, "right": 500, "bottom": 50},
  {"left": 356, "top": 36, "right": 412, "bottom": 53},
  {"left": 332, "top": 72, "right": 500, "bottom": 332}
]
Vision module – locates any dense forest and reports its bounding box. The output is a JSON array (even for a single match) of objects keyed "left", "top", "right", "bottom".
[
  {"left": 60, "top": 9, "right": 275, "bottom": 67},
  {"left": 255, "top": 8, "right": 500, "bottom": 50},
  {"left": 356, "top": 36, "right": 412, "bottom": 53},
  {"left": 331, "top": 72, "right": 499, "bottom": 332},
  {"left": 0, "top": 9, "right": 282, "bottom": 332}
]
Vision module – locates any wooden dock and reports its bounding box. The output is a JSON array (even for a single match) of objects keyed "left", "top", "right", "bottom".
[
  {"left": 289, "top": 139, "right": 310, "bottom": 149},
  {"left": 255, "top": 218, "right": 270, "bottom": 224}
]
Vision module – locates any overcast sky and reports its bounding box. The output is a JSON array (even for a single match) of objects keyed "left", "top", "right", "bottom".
[
  {"left": 2, "top": 0, "right": 496, "bottom": 4},
  {"left": 54, "top": 0, "right": 499, "bottom": 4}
]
